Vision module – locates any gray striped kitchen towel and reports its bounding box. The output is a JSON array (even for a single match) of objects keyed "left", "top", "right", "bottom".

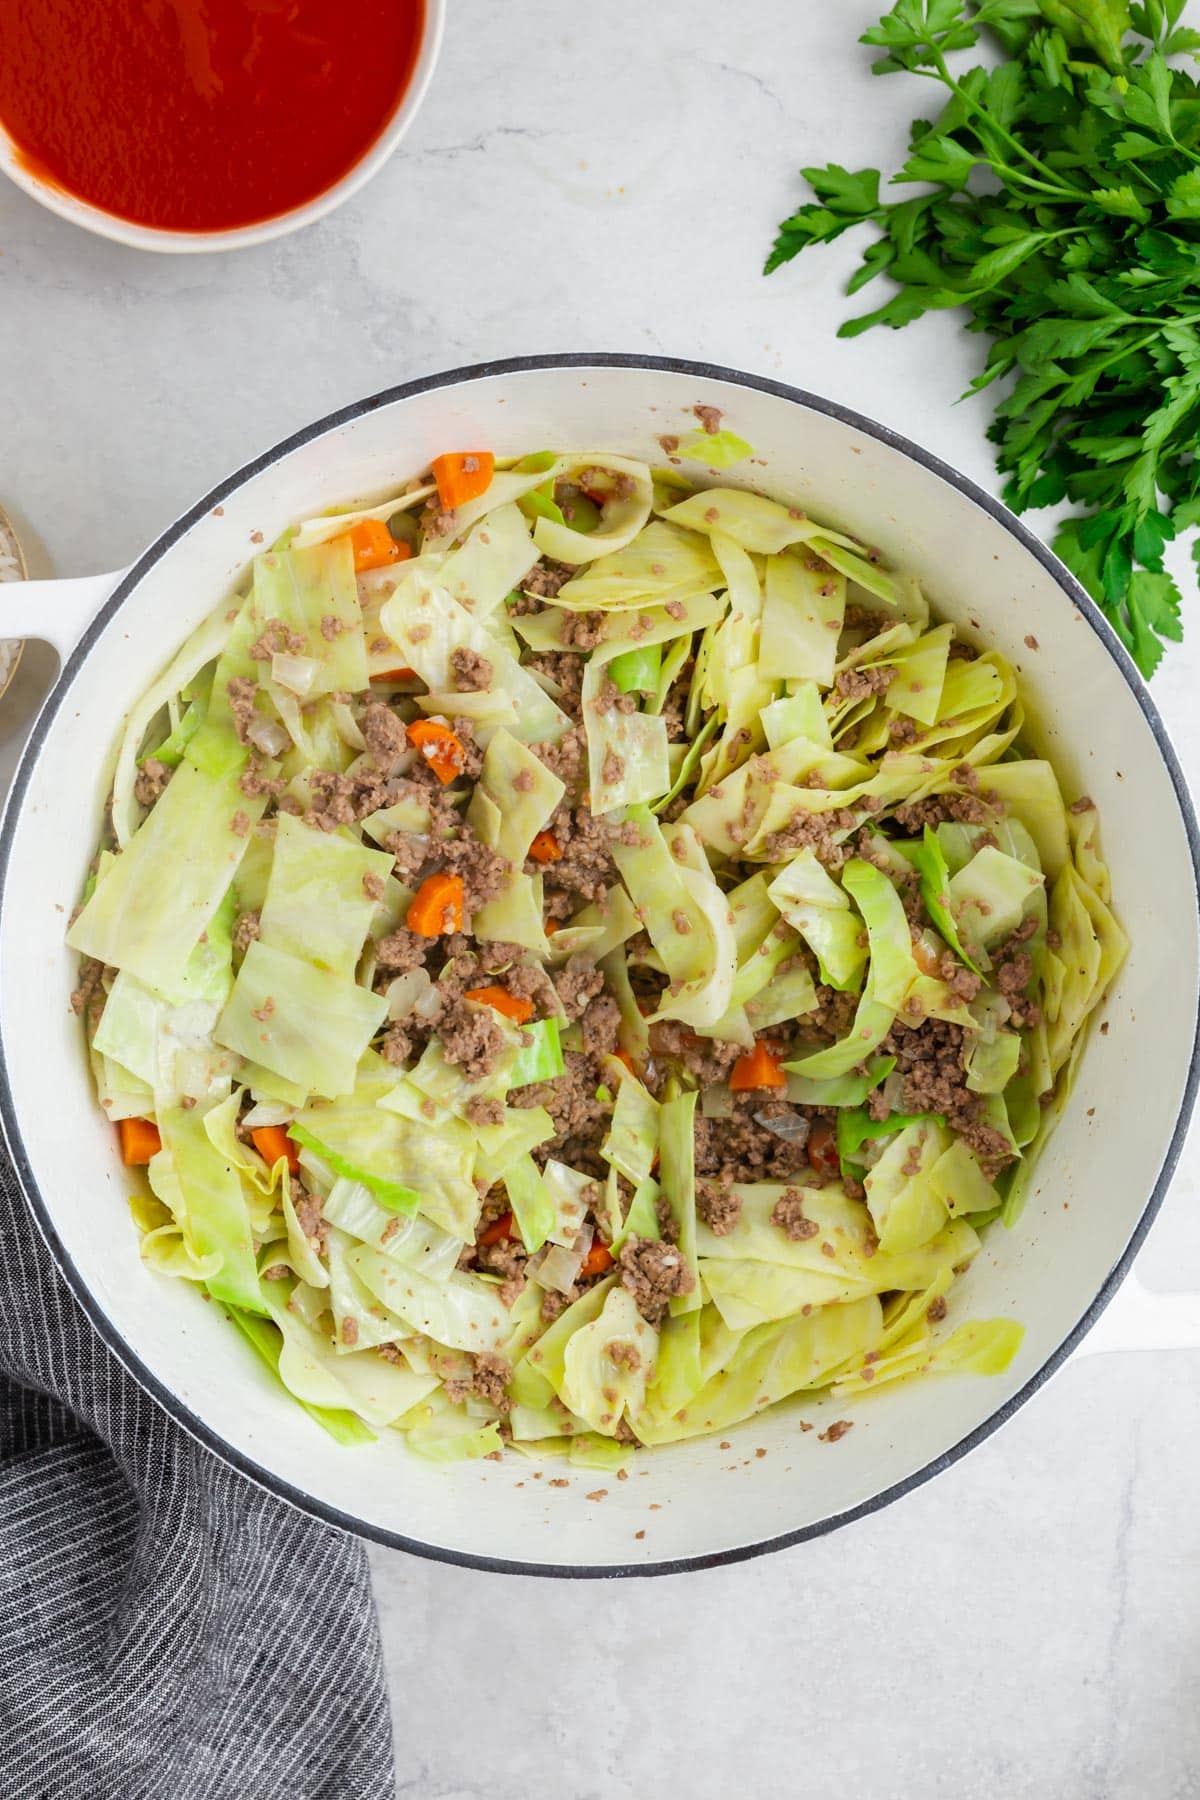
[{"left": 0, "top": 1155, "right": 395, "bottom": 1800}]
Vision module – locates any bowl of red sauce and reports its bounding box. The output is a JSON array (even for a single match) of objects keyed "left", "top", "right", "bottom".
[{"left": 0, "top": 0, "right": 443, "bottom": 251}]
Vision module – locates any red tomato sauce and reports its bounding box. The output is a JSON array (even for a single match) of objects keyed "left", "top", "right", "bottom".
[{"left": 0, "top": 0, "right": 426, "bottom": 233}]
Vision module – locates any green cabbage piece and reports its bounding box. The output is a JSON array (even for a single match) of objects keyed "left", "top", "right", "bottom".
[
  {"left": 926, "top": 1138, "right": 1000, "bottom": 1218},
  {"left": 836, "top": 1106, "right": 937, "bottom": 1165},
  {"left": 662, "top": 488, "right": 863, "bottom": 557},
  {"left": 965, "top": 1030, "right": 1022, "bottom": 1094},
  {"left": 768, "top": 850, "right": 869, "bottom": 992},
  {"left": 786, "top": 859, "right": 916, "bottom": 1079},
  {"left": 909, "top": 826, "right": 981, "bottom": 975},
  {"left": 252, "top": 540, "right": 368, "bottom": 695},
  {"left": 436, "top": 502, "right": 538, "bottom": 617},
  {"left": 883, "top": 623, "right": 952, "bottom": 725},
  {"left": 601, "top": 1069, "right": 660, "bottom": 1187},
  {"left": 744, "top": 962, "right": 819, "bottom": 1033},
  {"left": 68, "top": 762, "right": 269, "bottom": 1004},
  {"left": 258, "top": 814, "right": 391, "bottom": 980},
  {"left": 700, "top": 1260, "right": 869, "bottom": 1330},
  {"left": 977, "top": 761, "right": 1069, "bottom": 880},
  {"left": 467, "top": 728, "right": 565, "bottom": 865},
  {"left": 831, "top": 1317, "right": 1023, "bottom": 1399},
  {"left": 609, "top": 644, "right": 663, "bottom": 693},
  {"left": 110, "top": 604, "right": 233, "bottom": 848},
  {"left": 863, "top": 1119, "right": 952, "bottom": 1254},
  {"left": 695, "top": 1181, "right": 979, "bottom": 1289},
  {"left": 323, "top": 1179, "right": 463, "bottom": 1276},
  {"left": 785, "top": 1056, "right": 896, "bottom": 1108},
  {"left": 560, "top": 1286, "right": 657, "bottom": 1434},
  {"left": 636, "top": 1296, "right": 881, "bottom": 1444},
  {"left": 556, "top": 519, "right": 718, "bottom": 608},
  {"left": 224, "top": 1306, "right": 376, "bottom": 1445},
  {"left": 948, "top": 846, "right": 1045, "bottom": 952},
  {"left": 761, "top": 683, "right": 832, "bottom": 751},
  {"left": 510, "top": 1276, "right": 618, "bottom": 1411},
  {"left": 1044, "top": 862, "right": 1127, "bottom": 1076},
  {"left": 258, "top": 1284, "right": 436, "bottom": 1427},
  {"left": 509, "top": 1017, "right": 564, "bottom": 1087},
  {"left": 295, "top": 1075, "right": 478, "bottom": 1235},
  {"left": 676, "top": 428, "right": 754, "bottom": 467},
  {"left": 659, "top": 1091, "right": 700, "bottom": 1316},
  {"left": 759, "top": 552, "right": 846, "bottom": 687},
  {"left": 380, "top": 570, "right": 569, "bottom": 745},
  {"left": 346, "top": 1244, "right": 512, "bottom": 1353},
  {"left": 158, "top": 1103, "right": 263, "bottom": 1314},
  {"left": 610, "top": 812, "right": 737, "bottom": 1032},
  {"left": 504, "top": 1153, "right": 558, "bottom": 1254},
  {"left": 611, "top": 1175, "right": 661, "bottom": 1254},
  {"left": 582, "top": 653, "right": 670, "bottom": 813},
  {"left": 404, "top": 1413, "right": 505, "bottom": 1463},
  {"left": 216, "top": 940, "right": 386, "bottom": 1100}
]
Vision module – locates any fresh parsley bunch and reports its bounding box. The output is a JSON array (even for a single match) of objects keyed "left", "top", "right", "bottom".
[{"left": 766, "top": 0, "right": 1200, "bottom": 677}]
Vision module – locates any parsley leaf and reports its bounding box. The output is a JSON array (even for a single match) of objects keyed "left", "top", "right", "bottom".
[{"left": 764, "top": 0, "right": 1200, "bottom": 677}]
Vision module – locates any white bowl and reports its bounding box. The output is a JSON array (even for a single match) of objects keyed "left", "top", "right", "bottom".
[
  {"left": 0, "top": 1, "right": 445, "bottom": 254},
  {"left": 2, "top": 356, "right": 1197, "bottom": 1574}
]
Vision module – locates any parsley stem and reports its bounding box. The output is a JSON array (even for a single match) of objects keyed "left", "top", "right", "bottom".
[{"left": 924, "top": 52, "right": 1091, "bottom": 200}]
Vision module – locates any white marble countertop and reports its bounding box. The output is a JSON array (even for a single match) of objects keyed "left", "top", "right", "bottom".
[{"left": 4, "top": 2, "right": 1199, "bottom": 1794}]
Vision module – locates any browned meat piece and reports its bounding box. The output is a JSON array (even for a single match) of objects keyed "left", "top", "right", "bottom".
[
  {"left": 134, "top": 757, "right": 171, "bottom": 809},
  {"left": 696, "top": 1180, "right": 742, "bottom": 1236},
  {"left": 248, "top": 618, "right": 306, "bottom": 661},
  {"left": 618, "top": 1235, "right": 695, "bottom": 1326},
  {"left": 581, "top": 993, "right": 622, "bottom": 1056},
  {"left": 226, "top": 676, "right": 260, "bottom": 747},
  {"left": 450, "top": 647, "right": 494, "bottom": 693},
  {"left": 465, "top": 1096, "right": 506, "bottom": 1127},
  {"left": 437, "top": 996, "right": 509, "bottom": 1081},
  {"left": 883, "top": 1016, "right": 1015, "bottom": 1172},
  {"left": 553, "top": 958, "right": 605, "bottom": 1022},
  {"left": 521, "top": 561, "right": 573, "bottom": 599},
  {"left": 361, "top": 702, "right": 407, "bottom": 765},
  {"left": 375, "top": 927, "right": 430, "bottom": 974},
  {"left": 834, "top": 665, "right": 896, "bottom": 704},
  {"left": 770, "top": 1187, "right": 820, "bottom": 1241},
  {"left": 232, "top": 909, "right": 261, "bottom": 961},
  {"left": 439, "top": 833, "right": 511, "bottom": 911}
]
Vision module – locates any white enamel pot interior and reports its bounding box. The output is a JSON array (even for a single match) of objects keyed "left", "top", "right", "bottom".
[{"left": 2, "top": 356, "right": 1198, "bottom": 1576}]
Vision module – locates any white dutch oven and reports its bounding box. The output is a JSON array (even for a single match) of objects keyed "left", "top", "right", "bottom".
[{"left": 3, "top": 356, "right": 1198, "bottom": 1576}]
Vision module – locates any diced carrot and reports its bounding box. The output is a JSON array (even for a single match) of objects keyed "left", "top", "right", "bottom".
[
  {"left": 544, "top": 918, "right": 561, "bottom": 935},
  {"left": 339, "top": 517, "right": 411, "bottom": 573},
  {"left": 406, "top": 717, "right": 467, "bottom": 785},
  {"left": 430, "top": 450, "right": 495, "bottom": 512},
  {"left": 580, "top": 1242, "right": 614, "bottom": 1277},
  {"left": 407, "top": 872, "right": 465, "bottom": 936},
  {"left": 479, "top": 1211, "right": 514, "bottom": 1248},
  {"left": 119, "top": 1117, "right": 161, "bottom": 1165},
  {"left": 251, "top": 1125, "right": 300, "bottom": 1176},
  {"left": 807, "top": 1118, "right": 841, "bottom": 1179},
  {"left": 464, "top": 984, "right": 534, "bottom": 1025},
  {"left": 528, "top": 830, "right": 562, "bottom": 864},
  {"left": 729, "top": 1041, "right": 786, "bottom": 1092},
  {"left": 614, "top": 1049, "right": 636, "bottom": 1075},
  {"left": 370, "top": 666, "right": 418, "bottom": 683}
]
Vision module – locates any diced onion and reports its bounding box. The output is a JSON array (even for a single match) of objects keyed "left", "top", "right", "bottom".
[
  {"left": 243, "top": 1099, "right": 294, "bottom": 1130},
  {"left": 385, "top": 969, "right": 436, "bottom": 1022},
  {"left": 246, "top": 714, "right": 292, "bottom": 757},
  {"left": 331, "top": 700, "right": 367, "bottom": 751},
  {"left": 701, "top": 1083, "right": 734, "bottom": 1119},
  {"left": 271, "top": 652, "right": 319, "bottom": 698},
  {"left": 533, "top": 1225, "right": 593, "bottom": 1294},
  {"left": 754, "top": 1109, "right": 810, "bottom": 1144}
]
